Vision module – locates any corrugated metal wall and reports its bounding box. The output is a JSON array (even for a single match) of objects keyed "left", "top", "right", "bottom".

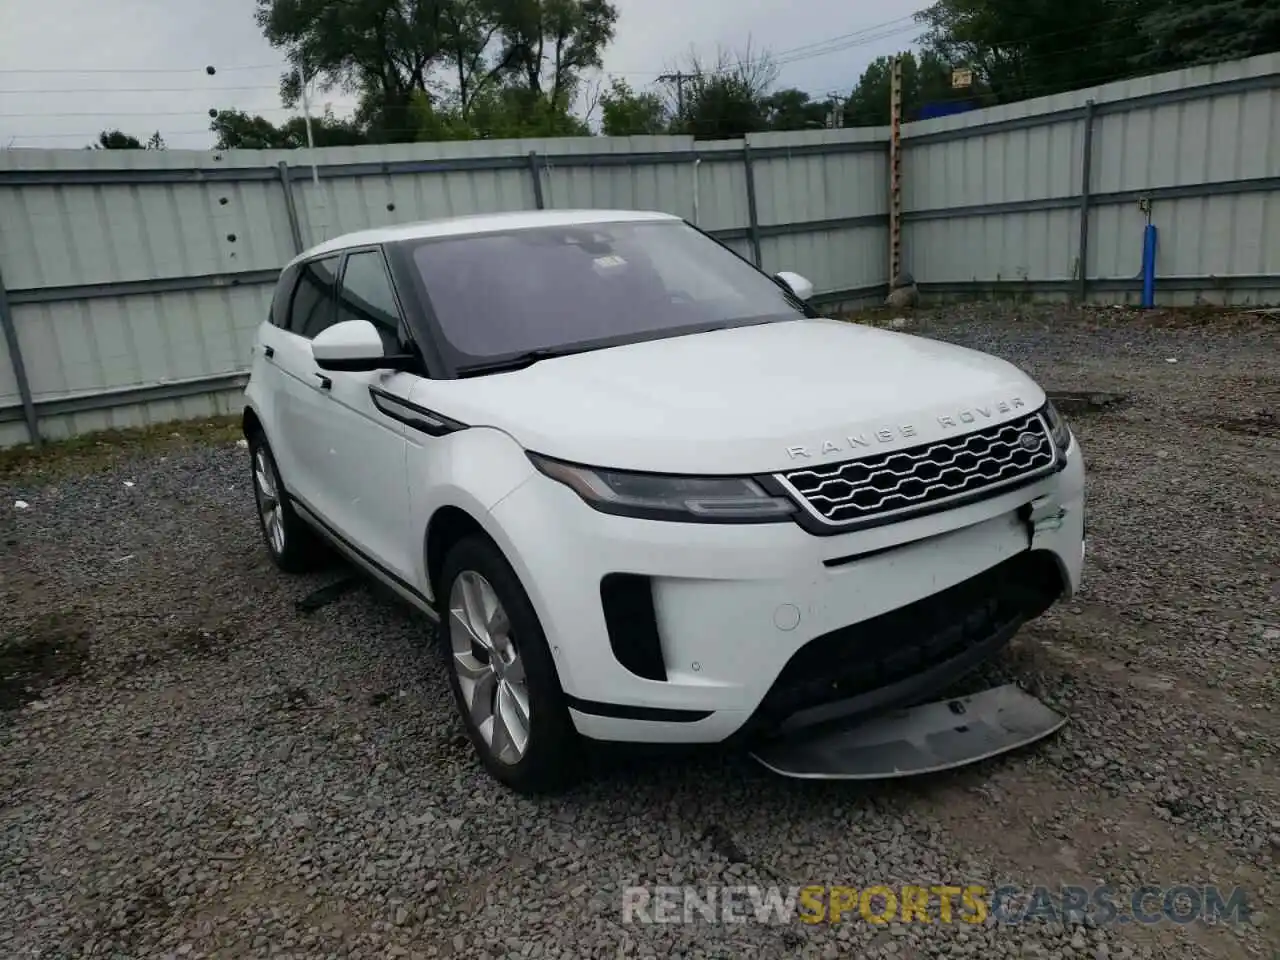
[
  {"left": 903, "top": 51, "right": 1280, "bottom": 304},
  {"left": 1, "top": 52, "right": 1278, "bottom": 448}
]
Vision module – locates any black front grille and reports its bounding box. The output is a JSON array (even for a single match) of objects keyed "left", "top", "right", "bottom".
[
  {"left": 778, "top": 412, "right": 1057, "bottom": 529},
  {"left": 752, "top": 551, "right": 1063, "bottom": 729}
]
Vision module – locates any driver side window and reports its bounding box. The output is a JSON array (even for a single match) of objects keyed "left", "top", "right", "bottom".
[{"left": 336, "top": 250, "right": 405, "bottom": 355}]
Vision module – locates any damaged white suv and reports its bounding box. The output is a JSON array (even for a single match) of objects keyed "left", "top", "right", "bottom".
[{"left": 242, "top": 209, "right": 1085, "bottom": 793}]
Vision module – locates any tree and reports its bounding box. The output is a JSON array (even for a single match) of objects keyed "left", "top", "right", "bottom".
[
  {"left": 91, "top": 129, "right": 165, "bottom": 149},
  {"left": 916, "top": 0, "right": 1147, "bottom": 104},
  {"left": 440, "top": 0, "right": 515, "bottom": 118},
  {"left": 410, "top": 82, "right": 590, "bottom": 140},
  {"left": 844, "top": 51, "right": 957, "bottom": 126},
  {"left": 487, "top": 0, "right": 619, "bottom": 113},
  {"left": 600, "top": 78, "right": 668, "bottom": 136},
  {"left": 1133, "top": 0, "right": 1280, "bottom": 71},
  {"left": 254, "top": 0, "right": 454, "bottom": 143},
  {"left": 665, "top": 44, "right": 778, "bottom": 140},
  {"left": 254, "top": 0, "right": 616, "bottom": 142},
  {"left": 762, "top": 88, "right": 829, "bottom": 131},
  {"left": 210, "top": 109, "right": 367, "bottom": 150}
]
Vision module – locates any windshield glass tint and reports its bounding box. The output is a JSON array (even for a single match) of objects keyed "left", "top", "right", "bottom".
[{"left": 408, "top": 220, "right": 804, "bottom": 361}]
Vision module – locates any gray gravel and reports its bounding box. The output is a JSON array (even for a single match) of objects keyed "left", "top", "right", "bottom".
[{"left": 2, "top": 303, "right": 1276, "bottom": 959}]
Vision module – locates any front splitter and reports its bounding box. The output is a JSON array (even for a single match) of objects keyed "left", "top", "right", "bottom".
[{"left": 750, "top": 684, "right": 1066, "bottom": 780}]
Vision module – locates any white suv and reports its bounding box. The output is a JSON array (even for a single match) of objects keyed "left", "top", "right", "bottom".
[{"left": 243, "top": 209, "right": 1085, "bottom": 793}]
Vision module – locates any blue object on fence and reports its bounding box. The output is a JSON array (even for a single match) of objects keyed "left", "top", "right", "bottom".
[
  {"left": 1141, "top": 224, "right": 1157, "bottom": 308},
  {"left": 915, "top": 100, "right": 979, "bottom": 120}
]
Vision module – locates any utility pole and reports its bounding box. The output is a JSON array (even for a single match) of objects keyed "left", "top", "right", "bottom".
[
  {"left": 889, "top": 55, "right": 903, "bottom": 283},
  {"left": 826, "top": 94, "right": 844, "bottom": 129},
  {"left": 294, "top": 53, "right": 328, "bottom": 243},
  {"left": 659, "top": 71, "right": 699, "bottom": 117}
]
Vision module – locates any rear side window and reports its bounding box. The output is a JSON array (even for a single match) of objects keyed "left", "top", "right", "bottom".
[
  {"left": 287, "top": 256, "right": 340, "bottom": 338},
  {"left": 269, "top": 264, "right": 299, "bottom": 327}
]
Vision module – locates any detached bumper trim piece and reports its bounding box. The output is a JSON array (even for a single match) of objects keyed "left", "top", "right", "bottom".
[{"left": 751, "top": 683, "right": 1067, "bottom": 780}]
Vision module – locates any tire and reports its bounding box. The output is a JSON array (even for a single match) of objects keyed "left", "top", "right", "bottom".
[
  {"left": 438, "top": 536, "right": 580, "bottom": 794},
  {"left": 247, "top": 429, "right": 325, "bottom": 573}
]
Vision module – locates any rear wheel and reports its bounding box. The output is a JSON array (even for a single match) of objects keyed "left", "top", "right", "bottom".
[
  {"left": 247, "top": 430, "right": 324, "bottom": 573},
  {"left": 439, "top": 536, "right": 580, "bottom": 793}
]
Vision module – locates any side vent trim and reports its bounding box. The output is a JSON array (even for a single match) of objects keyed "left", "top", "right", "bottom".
[{"left": 600, "top": 573, "right": 667, "bottom": 682}]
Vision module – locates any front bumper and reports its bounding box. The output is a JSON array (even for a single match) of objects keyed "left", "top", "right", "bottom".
[{"left": 487, "top": 442, "right": 1086, "bottom": 744}]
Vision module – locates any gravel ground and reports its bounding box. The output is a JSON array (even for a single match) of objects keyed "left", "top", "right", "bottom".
[{"left": 1, "top": 303, "right": 1276, "bottom": 959}]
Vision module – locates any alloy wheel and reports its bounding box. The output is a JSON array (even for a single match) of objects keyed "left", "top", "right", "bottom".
[
  {"left": 253, "top": 448, "right": 286, "bottom": 556},
  {"left": 448, "top": 570, "right": 532, "bottom": 765}
]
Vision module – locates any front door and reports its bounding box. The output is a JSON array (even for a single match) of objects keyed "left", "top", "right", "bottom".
[{"left": 315, "top": 247, "right": 418, "bottom": 586}]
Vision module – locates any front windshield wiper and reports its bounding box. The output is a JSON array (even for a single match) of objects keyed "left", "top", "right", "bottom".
[{"left": 455, "top": 345, "right": 598, "bottom": 377}]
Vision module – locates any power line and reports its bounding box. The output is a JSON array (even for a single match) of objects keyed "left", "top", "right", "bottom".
[
  {"left": 774, "top": 23, "right": 920, "bottom": 67},
  {"left": 0, "top": 62, "right": 284, "bottom": 76}
]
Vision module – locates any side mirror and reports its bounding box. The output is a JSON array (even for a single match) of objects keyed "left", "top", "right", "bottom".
[
  {"left": 776, "top": 271, "right": 815, "bottom": 302},
  {"left": 312, "top": 319, "right": 388, "bottom": 372}
]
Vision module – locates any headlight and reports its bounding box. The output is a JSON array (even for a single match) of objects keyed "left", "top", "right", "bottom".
[
  {"left": 527, "top": 453, "right": 795, "bottom": 522},
  {"left": 1043, "top": 400, "right": 1072, "bottom": 452}
]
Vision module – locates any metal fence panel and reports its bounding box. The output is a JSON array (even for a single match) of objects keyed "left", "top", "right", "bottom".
[
  {"left": 10, "top": 284, "right": 268, "bottom": 399},
  {"left": 909, "top": 209, "right": 1082, "bottom": 286}
]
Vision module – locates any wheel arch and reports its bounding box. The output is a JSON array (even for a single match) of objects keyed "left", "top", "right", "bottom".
[
  {"left": 424, "top": 504, "right": 497, "bottom": 605},
  {"left": 242, "top": 404, "right": 263, "bottom": 439}
]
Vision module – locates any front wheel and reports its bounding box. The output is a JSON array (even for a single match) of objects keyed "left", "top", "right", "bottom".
[{"left": 439, "top": 536, "right": 580, "bottom": 793}]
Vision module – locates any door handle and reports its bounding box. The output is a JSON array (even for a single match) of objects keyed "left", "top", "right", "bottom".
[
  {"left": 262, "top": 345, "right": 275, "bottom": 359},
  {"left": 314, "top": 373, "right": 332, "bottom": 390}
]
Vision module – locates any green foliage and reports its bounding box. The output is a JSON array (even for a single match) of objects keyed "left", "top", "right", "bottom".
[
  {"left": 761, "top": 88, "right": 829, "bottom": 131},
  {"left": 210, "top": 109, "right": 367, "bottom": 150},
  {"left": 1134, "top": 0, "right": 1280, "bottom": 70},
  {"left": 600, "top": 78, "right": 668, "bottom": 136},
  {"left": 249, "top": 0, "right": 615, "bottom": 144},
  {"left": 90, "top": 130, "right": 165, "bottom": 150},
  {"left": 674, "top": 74, "right": 768, "bottom": 139},
  {"left": 911, "top": 0, "right": 1280, "bottom": 106},
  {"left": 486, "top": 0, "right": 618, "bottom": 104},
  {"left": 230, "top": 0, "right": 1280, "bottom": 150},
  {"left": 917, "top": 0, "right": 1147, "bottom": 103},
  {"left": 411, "top": 85, "right": 591, "bottom": 139}
]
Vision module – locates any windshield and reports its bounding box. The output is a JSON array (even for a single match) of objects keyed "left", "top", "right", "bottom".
[{"left": 405, "top": 219, "right": 806, "bottom": 365}]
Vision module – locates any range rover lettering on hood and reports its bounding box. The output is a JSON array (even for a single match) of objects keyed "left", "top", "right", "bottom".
[{"left": 785, "top": 396, "right": 1028, "bottom": 460}]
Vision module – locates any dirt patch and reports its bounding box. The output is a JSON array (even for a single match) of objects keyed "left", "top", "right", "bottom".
[
  {"left": 1215, "top": 411, "right": 1278, "bottom": 439},
  {"left": 0, "top": 611, "right": 91, "bottom": 711},
  {"left": 1044, "top": 390, "right": 1129, "bottom": 417}
]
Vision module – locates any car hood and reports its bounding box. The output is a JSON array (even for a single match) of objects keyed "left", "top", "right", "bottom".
[{"left": 419, "top": 318, "right": 1046, "bottom": 475}]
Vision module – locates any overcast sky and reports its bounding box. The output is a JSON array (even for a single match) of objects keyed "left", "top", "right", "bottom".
[{"left": 0, "top": 0, "right": 924, "bottom": 151}]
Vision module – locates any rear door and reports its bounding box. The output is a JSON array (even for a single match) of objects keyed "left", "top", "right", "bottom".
[
  {"left": 272, "top": 254, "right": 342, "bottom": 510},
  {"left": 249, "top": 263, "right": 300, "bottom": 473}
]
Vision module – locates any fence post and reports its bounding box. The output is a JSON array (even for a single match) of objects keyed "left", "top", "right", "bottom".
[
  {"left": 889, "top": 55, "right": 903, "bottom": 284},
  {"left": 1077, "top": 99, "right": 1097, "bottom": 302},
  {"left": 0, "top": 266, "right": 40, "bottom": 447},
  {"left": 528, "top": 151, "right": 546, "bottom": 210},
  {"left": 743, "top": 142, "right": 763, "bottom": 267},
  {"left": 278, "top": 160, "right": 304, "bottom": 254}
]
